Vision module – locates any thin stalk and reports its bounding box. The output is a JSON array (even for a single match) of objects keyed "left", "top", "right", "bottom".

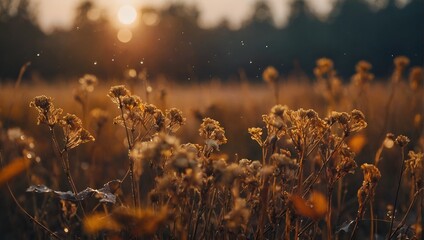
[
  {"left": 387, "top": 146, "right": 406, "bottom": 239},
  {"left": 350, "top": 189, "right": 373, "bottom": 240},
  {"left": 298, "top": 220, "right": 314, "bottom": 238},
  {"left": 303, "top": 135, "right": 346, "bottom": 197},
  {"left": 50, "top": 127, "right": 86, "bottom": 217},
  {"left": 379, "top": 82, "right": 397, "bottom": 141},
  {"left": 7, "top": 183, "right": 62, "bottom": 240},
  {"left": 118, "top": 99, "right": 138, "bottom": 208},
  {"left": 327, "top": 186, "right": 334, "bottom": 240},
  {"left": 273, "top": 81, "right": 279, "bottom": 104},
  {"left": 370, "top": 202, "right": 375, "bottom": 240},
  {"left": 0, "top": 152, "right": 61, "bottom": 239},
  {"left": 389, "top": 188, "right": 424, "bottom": 239}
]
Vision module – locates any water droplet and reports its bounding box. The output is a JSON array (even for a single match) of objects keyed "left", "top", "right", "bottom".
[
  {"left": 249, "top": 60, "right": 253, "bottom": 64},
  {"left": 81, "top": 162, "right": 89, "bottom": 171},
  {"left": 266, "top": 45, "right": 269, "bottom": 48},
  {"left": 94, "top": 61, "right": 97, "bottom": 65}
]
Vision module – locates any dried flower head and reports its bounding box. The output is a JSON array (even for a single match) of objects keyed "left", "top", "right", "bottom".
[
  {"left": 329, "top": 110, "right": 367, "bottom": 136},
  {"left": 357, "top": 163, "right": 381, "bottom": 218},
  {"left": 262, "top": 66, "right": 279, "bottom": 83},
  {"left": 199, "top": 118, "right": 227, "bottom": 153},
  {"left": 165, "top": 108, "right": 186, "bottom": 133},
  {"left": 394, "top": 135, "right": 410, "bottom": 147},
  {"left": 352, "top": 60, "right": 374, "bottom": 86},
  {"left": 61, "top": 113, "right": 82, "bottom": 131},
  {"left": 409, "top": 66, "right": 423, "bottom": 91},
  {"left": 394, "top": 56, "right": 410, "bottom": 71},
  {"left": 392, "top": 56, "right": 410, "bottom": 83},
  {"left": 108, "top": 85, "right": 131, "bottom": 105},
  {"left": 30, "top": 95, "right": 63, "bottom": 127},
  {"left": 361, "top": 163, "right": 381, "bottom": 184},
  {"left": 248, "top": 127, "right": 263, "bottom": 146},
  {"left": 224, "top": 197, "right": 251, "bottom": 231},
  {"left": 79, "top": 74, "right": 98, "bottom": 92},
  {"left": 60, "top": 114, "right": 95, "bottom": 150},
  {"left": 314, "top": 58, "right": 334, "bottom": 78},
  {"left": 90, "top": 108, "right": 109, "bottom": 130},
  {"left": 405, "top": 151, "right": 423, "bottom": 188}
]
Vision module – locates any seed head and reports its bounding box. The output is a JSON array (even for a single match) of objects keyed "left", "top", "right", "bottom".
[
  {"left": 29, "top": 95, "right": 63, "bottom": 126},
  {"left": 262, "top": 66, "right": 279, "bottom": 83},
  {"left": 395, "top": 135, "right": 410, "bottom": 147},
  {"left": 409, "top": 66, "right": 423, "bottom": 91},
  {"left": 79, "top": 74, "right": 98, "bottom": 92}
]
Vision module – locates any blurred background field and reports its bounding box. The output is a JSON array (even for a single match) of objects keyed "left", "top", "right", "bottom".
[{"left": 0, "top": 0, "right": 423, "bottom": 239}]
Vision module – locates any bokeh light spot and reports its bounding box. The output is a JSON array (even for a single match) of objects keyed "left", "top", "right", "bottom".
[{"left": 117, "top": 29, "right": 133, "bottom": 43}]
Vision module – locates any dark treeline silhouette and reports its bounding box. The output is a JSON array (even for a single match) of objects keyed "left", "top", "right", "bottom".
[{"left": 0, "top": 0, "right": 423, "bottom": 81}]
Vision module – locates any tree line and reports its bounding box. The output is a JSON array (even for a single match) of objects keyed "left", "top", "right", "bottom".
[{"left": 0, "top": 0, "right": 423, "bottom": 81}]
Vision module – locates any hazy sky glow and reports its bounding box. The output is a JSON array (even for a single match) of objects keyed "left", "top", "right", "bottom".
[
  {"left": 33, "top": 0, "right": 338, "bottom": 32},
  {"left": 32, "top": 0, "right": 410, "bottom": 32}
]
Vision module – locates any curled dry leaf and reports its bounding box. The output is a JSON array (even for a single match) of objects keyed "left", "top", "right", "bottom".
[{"left": 26, "top": 179, "right": 121, "bottom": 203}]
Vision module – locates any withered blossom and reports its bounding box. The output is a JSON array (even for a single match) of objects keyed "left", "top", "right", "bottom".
[{"left": 29, "top": 95, "right": 63, "bottom": 127}]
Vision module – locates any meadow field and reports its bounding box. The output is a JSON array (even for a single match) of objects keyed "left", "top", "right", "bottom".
[{"left": 0, "top": 58, "right": 423, "bottom": 239}]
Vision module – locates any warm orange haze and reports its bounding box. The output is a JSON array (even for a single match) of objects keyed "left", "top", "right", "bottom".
[{"left": 0, "top": 0, "right": 423, "bottom": 239}]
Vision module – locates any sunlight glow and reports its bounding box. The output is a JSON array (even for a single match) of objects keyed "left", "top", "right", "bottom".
[{"left": 117, "top": 5, "right": 137, "bottom": 25}]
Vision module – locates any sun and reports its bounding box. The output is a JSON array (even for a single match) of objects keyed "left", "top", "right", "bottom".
[{"left": 117, "top": 5, "right": 137, "bottom": 25}]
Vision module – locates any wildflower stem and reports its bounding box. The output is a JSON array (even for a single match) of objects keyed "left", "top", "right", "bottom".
[
  {"left": 387, "top": 146, "right": 406, "bottom": 239},
  {"left": 49, "top": 127, "right": 86, "bottom": 217},
  {"left": 118, "top": 99, "right": 138, "bottom": 209},
  {"left": 370, "top": 201, "right": 375, "bottom": 240},
  {"left": 0, "top": 153, "right": 62, "bottom": 240},
  {"left": 303, "top": 135, "right": 346, "bottom": 197},
  {"left": 327, "top": 186, "right": 333, "bottom": 240},
  {"left": 389, "top": 188, "right": 424, "bottom": 239}
]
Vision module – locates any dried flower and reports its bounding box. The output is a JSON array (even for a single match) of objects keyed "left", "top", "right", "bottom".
[
  {"left": 392, "top": 56, "right": 410, "bottom": 83},
  {"left": 29, "top": 95, "right": 63, "bottom": 127},
  {"left": 357, "top": 163, "right": 381, "bottom": 218},
  {"left": 405, "top": 151, "right": 423, "bottom": 188},
  {"left": 60, "top": 113, "right": 95, "bottom": 150},
  {"left": 108, "top": 85, "right": 131, "bottom": 105},
  {"left": 409, "top": 66, "right": 423, "bottom": 91},
  {"left": 199, "top": 118, "right": 227, "bottom": 151},
  {"left": 394, "top": 135, "right": 410, "bottom": 147},
  {"left": 79, "top": 74, "right": 97, "bottom": 92},
  {"left": 165, "top": 108, "right": 186, "bottom": 133},
  {"left": 352, "top": 60, "right": 374, "bottom": 86},
  {"left": 314, "top": 58, "right": 334, "bottom": 78},
  {"left": 262, "top": 66, "right": 279, "bottom": 83},
  {"left": 224, "top": 198, "right": 251, "bottom": 231},
  {"left": 90, "top": 108, "right": 109, "bottom": 130}
]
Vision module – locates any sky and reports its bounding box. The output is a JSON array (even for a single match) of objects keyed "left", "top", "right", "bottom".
[{"left": 32, "top": 0, "right": 337, "bottom": 32}]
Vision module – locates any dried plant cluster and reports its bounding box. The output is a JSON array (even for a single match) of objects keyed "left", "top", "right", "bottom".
[{"left": 0, "top": 56, "right": 423, "bottom": 240}]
